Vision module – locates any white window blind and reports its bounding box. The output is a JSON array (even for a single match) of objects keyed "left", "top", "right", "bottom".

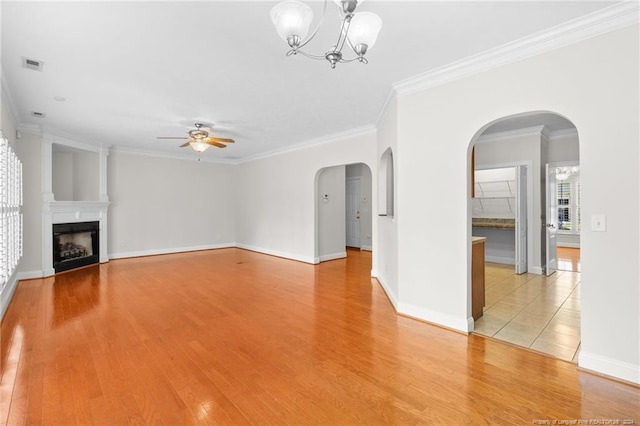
[
  {"left": 0, "top": 135, "right": 23, "bottom": 290},
  {"left": 556, "top": 177, "right": 580, "bottom": 233}
]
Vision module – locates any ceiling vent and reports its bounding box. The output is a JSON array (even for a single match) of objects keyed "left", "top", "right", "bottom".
[
  {"left": 22, "top": 57, "right": 43, "bottom": 72},
  {"left": 31, "top": 111, "right": 46, "bottom": 118}
]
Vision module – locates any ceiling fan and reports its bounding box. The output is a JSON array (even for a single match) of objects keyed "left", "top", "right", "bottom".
[{"left": 157, "top": 123, "right": 235, "bottom": 153}]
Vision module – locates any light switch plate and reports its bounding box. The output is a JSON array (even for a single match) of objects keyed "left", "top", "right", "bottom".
[{"left": 591, "top": 214, "right": 606, "bottom": 232}]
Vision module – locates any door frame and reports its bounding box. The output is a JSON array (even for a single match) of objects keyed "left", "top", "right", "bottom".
[
  {"left": 474, "top": 160, "right": 534, "bottom": 272},
  {"left": 346, "top": 176, "right": 362, "bottom": 249}
]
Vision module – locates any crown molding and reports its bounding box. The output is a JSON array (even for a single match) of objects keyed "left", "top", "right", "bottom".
[
  {"left": 393, "top": 1, "right": 640, "bottom": 98},
  {"left": 235, "top": 124, "right": 377, "bottom": 165},
  {"left": 476, "top": 125, "right": 546, "bottom": 144},
  {"left": 110, "top": 145, "right": 234, "bottom": 165},
  {"left": 548, "top": 128, "right": 579, "bottom": 140}
]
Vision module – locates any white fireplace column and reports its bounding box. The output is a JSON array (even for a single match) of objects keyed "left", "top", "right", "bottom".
[{"left": 41, "top": 136, "right": 111, "bottom": 277}]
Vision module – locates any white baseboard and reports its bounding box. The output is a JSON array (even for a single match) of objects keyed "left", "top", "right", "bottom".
[
  {"left": 374, "top": 274, "right": 398, "bottom": 311},
  {"left": 0, "top": 273, "right": 20, "bottom": 320},
  {"left": 530, "top": 266, "right": 543, "bottom": 275},
  {"left": 235, "top": 243, "right": 316, "bottom": 264},
  {"left": 467, "top": 317, "right": 475, "bottom": 333},
  {"left": 318, "top": 252, "right": 347, "bottom": 262},
  {"left": 17, "top": 270, "right": 46, "bottom": 280},
  {"left": 485, "top": 255, "right": 515, "bottom": 265},
  {"left": 361, "top": 245, "right": 372, "bottom": 252},
  {"left": 397, "top": 301, "right": 470, "bottom": 333},
  {"left": 579, "top": 351, "right": 640, "bottom": 385},
  {"left": 557, "top": 242, "right": 580, "bottom": 248},
  {"left": 109, "top": 243, "right": 235, "bottom": 260}
]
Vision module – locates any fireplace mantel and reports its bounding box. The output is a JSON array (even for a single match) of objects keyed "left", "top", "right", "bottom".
[
  {"left": 43, "top": 201, "right": 110, "bottom": 277},
  {"left": 41, "top": 136, "right": 111, "bottom": 277}
]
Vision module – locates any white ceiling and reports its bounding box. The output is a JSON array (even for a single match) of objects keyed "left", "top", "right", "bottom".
[{"left": 1, "top": 1, "right": 619, "bottom": 161}]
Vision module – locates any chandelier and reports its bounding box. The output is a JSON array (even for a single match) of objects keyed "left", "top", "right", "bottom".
[{"left": 270, "top": 0, "right": 382, "bottom": 69}]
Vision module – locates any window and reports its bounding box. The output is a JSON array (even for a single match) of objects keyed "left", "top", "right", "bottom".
[
  {"left": 1, "top": 135, "right": 23, "bottom": 291},
  {"left": 556, "top": 177, "right": 580, "bottom": 233}
]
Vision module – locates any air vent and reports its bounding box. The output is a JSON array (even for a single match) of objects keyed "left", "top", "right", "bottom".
[
  {"left": 31, "top": 111, "right": 46, "bottom": 118},
  {"left": 22, "top": 57, "right": 43, "bottom": 72}
]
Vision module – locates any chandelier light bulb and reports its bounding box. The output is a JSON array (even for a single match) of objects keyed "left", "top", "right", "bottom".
[
  {"left": 348, "top": 11, "right": 382, "bottom": 50},
  {"left": 271, "top": 0, "right": 314, "bottom": 43}
]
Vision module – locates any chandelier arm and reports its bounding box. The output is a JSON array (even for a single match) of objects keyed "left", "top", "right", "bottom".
[
  {"left": 296, "top": 49, "right": 330, "bottom": 60},
  {"left": 333, "top": 17, "right": 352, "bottom": 54},
  {"left": 297, "top": 0, "right": 329, "bottom": 50}
]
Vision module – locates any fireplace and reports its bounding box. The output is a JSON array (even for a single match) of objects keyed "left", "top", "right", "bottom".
[{"left": 53, "top": 221, "right": 100, "bottom": 273}]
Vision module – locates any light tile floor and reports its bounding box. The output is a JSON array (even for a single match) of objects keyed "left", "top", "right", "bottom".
[{"left": 474, "top": 261, "right": 581, "bottom": 362}]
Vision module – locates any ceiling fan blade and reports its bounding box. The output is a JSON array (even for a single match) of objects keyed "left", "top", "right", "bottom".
[
  {"left": 209, "top": 137, "right": 235, "bottom": 143},
  {"left": 157, "top": 136, "right": 188, "bottom": 140},
  {"left": 207, "top": 141, "right": 227, "bottom": 148},
  {"left": 179, "top": 141, "right": 192, "bottom": 147}
]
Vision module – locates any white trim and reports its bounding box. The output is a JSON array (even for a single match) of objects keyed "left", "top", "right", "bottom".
[
  {"left": 318, "top": 251, "right": 347, "bottom": 262},
  {"left": 374, "top": 275, "right": 398, "bottom": 311},
  {"left": 579, "top": 351, "right": 640, "bottom": 385},
  {"left": 110, "top": 145, "right": 233, "bottom": 165},
  {"left": 557, "top": 242, "right": 580, "bottom": 249},
  {"left": 235, "top": 243, "right": 316, "bottom": 264},
  {"left": 485, "top": 255, "right": 515, "bottom": 265},
  {"left": 0, "top": 273, "right": 20, "bottom": 321},
  {"left": 394, "top": 1, "right": 640, "bottom": 97},
  {"left": 17, "top": 270, "right": 45, "bottom": 280},
  {"left": 109, "top": 243, "right": 235, "bottom": 260},
  {"left": 476, "top": 126, "right": 545, "bottom": 145},
  {"left": 44, "top": 133, "right": 110, "bottom": 153},
  {"left": 530, "top": 266, "right": 543, "bottom": 275},
  {"left": 397, "top": 301, "right": 470, "bottom": 333},
  {"left": 361, "top": 245, "right": 372, "bottom": 251},
  {"left": 548, "top": 128, "right": 579, "bottom": 141},
  {"left": 467, "top": 317, "right": 475, "bottom": 333},
  {"left": 236, "top": 125, "right": 376, "bottom": 164}
]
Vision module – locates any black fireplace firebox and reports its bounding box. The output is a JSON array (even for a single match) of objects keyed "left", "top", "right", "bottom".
[{"left": 53, "top": 221, "right": 100, "bottom": 273}]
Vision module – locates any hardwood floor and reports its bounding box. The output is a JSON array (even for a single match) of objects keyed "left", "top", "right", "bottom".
[{"left": 2, "top": 248, "right": 638, "bottom": 424}]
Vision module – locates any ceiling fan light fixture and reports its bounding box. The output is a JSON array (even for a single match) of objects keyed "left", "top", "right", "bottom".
[{"left": 190, "top": 140, "right": 210, "bottom": 153}]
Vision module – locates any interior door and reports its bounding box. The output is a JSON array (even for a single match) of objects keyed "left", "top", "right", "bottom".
[
  {"left": 346, "top": 177, "right": 361, "bottom": 248},
  {"left": 545, "top": 164, "right": 557, "bottom": 276},
  {"left": 515, "top": 165, "right": 528, "bottom": 274}
]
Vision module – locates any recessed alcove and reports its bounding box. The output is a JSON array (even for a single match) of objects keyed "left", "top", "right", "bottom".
[{"left": 52, "top": 144, "right": 100, "bottom": 201}]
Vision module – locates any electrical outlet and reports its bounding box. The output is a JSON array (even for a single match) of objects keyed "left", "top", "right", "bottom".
[{"left": 591, "top": 214, "right": 606, "bottom": 232}]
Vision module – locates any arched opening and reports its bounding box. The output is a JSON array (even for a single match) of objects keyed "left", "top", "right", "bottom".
[
  {"left": 379, "top": 148, "right": 394, "bottom": 217},
  {"left": 468, "top": 111, "right": 581, "bottom": 362},
  {"left": 315, "top": 163, "right": 373, "bottom": 263}
]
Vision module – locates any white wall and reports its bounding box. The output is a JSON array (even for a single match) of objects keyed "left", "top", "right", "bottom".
[
  {"left": 14, "top": 131, "right": 43, "bottom": 276},
  {"left": 346, "top": 163, "right": 373, "bottom": 250},
  {"left": 108, "top": 151, "right": 236, "bottom": 258},
  {"left": 52, "top": 150, "right": 74, "bottom": 200},
  {"left": 317, "top": 166, "right": 346, "bottom": 261},
  {"left": 234, "top": 130, "right": 376, "bottom": 264},
  {"left": 375, "top": 95, "right": 399, "bottom": 307},
  {"left": 388, "top": 25, "right": 639, "bottom": 383},
  {"left": 548, "top": 132, "right": 579, "bottom": 163},
  {"left": 73, "top": 150, "right": 99, "bottom": 201}
]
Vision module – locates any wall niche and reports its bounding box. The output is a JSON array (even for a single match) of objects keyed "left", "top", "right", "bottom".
[{"left": 52, "top": 144, "right": 100, "bottom": 201}]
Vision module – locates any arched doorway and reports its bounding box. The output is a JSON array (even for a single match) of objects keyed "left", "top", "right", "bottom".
[
  {"left": 469, "top": 111, "right": 581, "bottom": 362},
  {"left": 315, "top": 163, "right": 373, "bottom": 262}
]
